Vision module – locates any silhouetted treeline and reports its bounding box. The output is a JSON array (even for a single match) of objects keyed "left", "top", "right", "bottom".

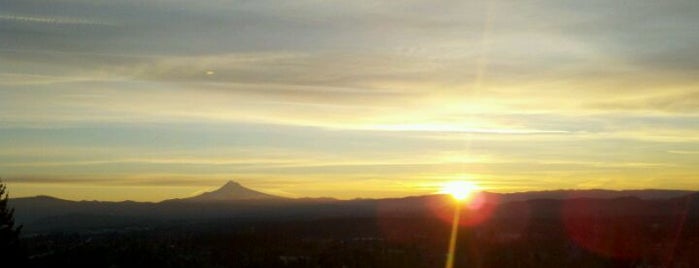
[{"left": 1, "top": 179, "right": 25, "bottom": 266}]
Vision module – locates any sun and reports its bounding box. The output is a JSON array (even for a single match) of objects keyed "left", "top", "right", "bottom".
[{"left": 440, "top": 181, "right": 480, "bottom": 201}]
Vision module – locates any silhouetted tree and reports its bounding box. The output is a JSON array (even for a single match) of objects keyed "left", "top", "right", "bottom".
[{"left": 0, "top": 178, "right": 23, "bottom": 265}]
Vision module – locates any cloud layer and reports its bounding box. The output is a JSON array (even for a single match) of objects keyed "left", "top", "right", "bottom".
[{"left": 1, "top": 0, "right": 698, "bottom": 200}]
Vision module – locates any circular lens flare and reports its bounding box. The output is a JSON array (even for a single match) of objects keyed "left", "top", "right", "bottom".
[{"left": 441, "top": 181, "right": 480, "bottom": 201}]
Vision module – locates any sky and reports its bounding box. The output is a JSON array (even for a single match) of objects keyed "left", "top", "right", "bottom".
[{"left": 1, "top": 0, "right": 698, "bottom": 201}]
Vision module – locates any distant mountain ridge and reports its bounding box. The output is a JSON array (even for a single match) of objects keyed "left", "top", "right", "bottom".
[
  {"left": 13, "top": 182, "right": 696, "bottom": 204},
  {"left": 489, "top": 189, "right": 697, "bottom": 202},
  {"left": 8, "top": 181, "right": 698, "bottom": 234}
]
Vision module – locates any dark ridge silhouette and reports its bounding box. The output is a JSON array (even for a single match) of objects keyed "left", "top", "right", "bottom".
[{"left": 489, "top": 189, "right": 697, "bottom": 202}]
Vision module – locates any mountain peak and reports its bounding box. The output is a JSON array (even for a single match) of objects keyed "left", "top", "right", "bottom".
[
  {"left": 220, "top": 180, "right": 242, "bottom": 190},
  {"left": 185, "top": 180, "right": 283, "bottom": 202}
]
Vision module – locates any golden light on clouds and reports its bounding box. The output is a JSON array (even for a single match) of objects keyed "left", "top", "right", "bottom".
[{"left": 1, "top": 0, "right": 698, "bottom": 201}]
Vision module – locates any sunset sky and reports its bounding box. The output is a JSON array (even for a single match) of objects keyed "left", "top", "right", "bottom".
[{"left": 1, "top": 0, "right": 698, "bottom": 201}]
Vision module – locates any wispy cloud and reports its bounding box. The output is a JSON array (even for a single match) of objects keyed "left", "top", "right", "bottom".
[
  {"left": 668, "top": 150, "right": 699, "bottom": 155},
  {"left": 0, "top": 14, "right": 116, "bottom": 26}
]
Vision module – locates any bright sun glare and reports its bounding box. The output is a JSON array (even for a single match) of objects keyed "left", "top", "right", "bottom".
[{"left": 441, "top": 181, "right": 480, "bottom": 201}]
